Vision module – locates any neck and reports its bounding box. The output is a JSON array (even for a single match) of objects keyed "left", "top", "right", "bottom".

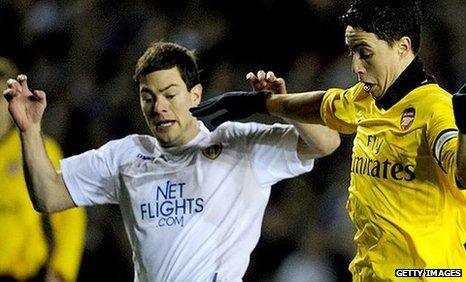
[{"left": 376, "top": 55, "right": 432, "bottom": 110}]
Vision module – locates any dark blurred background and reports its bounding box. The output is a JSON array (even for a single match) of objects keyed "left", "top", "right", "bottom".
[{"left": 1, "top": 0, "right": 465, "bottom": 281}]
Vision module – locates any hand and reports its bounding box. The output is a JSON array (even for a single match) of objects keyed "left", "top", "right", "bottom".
[
  {"left": 190, "top": 91, "right": 271, "bottom": 127},
  {"left": 246, "top": 70, "right": 287, "bottom": 94},
  {"left": 453, "top": 83, "right": 466, "bottom": 133},
  {"left": 2, "top": 74, "right": 46, "bottom": 132}
]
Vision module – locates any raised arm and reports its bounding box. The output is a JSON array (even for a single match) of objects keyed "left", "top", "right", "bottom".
[
  {"left": 3, "top": 75, "right": 75, "bottom": 213},
  {"left": 453, "top": 83, "right": 466, "bottom": 187}
]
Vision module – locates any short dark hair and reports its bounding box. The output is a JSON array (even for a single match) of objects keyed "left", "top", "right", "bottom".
[
  {"left": 340, "top": 0, "right": 422, "bottom": 53},
  {"left": 134, "top": 42, "right": 200, "bottom": 91}
]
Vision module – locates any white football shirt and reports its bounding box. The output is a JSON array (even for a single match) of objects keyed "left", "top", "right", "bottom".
[{"left": 61, "top": 121, "right": 314, "bottom": 281}]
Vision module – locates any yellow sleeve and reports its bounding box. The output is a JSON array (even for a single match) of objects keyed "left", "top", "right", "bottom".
[
  {"left": 425, "top": 92, "right": 460, "bottom": 186},
  {"left": 320, "top": 84, "right": 360, "bottom": 134},
  {"left": 43, "top": 138, "right": 87, "bottom": 281}
]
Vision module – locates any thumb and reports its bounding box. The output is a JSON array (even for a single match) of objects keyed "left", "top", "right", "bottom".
[
  {"left": 276, "top": 78, "right": 287, "bottom": 94},
  {"left": 33, "top": 90, "right": 46, "bottom": 101}
]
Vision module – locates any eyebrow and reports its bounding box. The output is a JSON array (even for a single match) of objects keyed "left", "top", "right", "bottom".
[
  {"left": 140, "top": 84, "right": 178, "bottom": 94},
  {"left": 348, "top": 42, "right": 371, "bottom": 50},
  {"left": 158, "top": 84, "right": 178, "bottom": 92}
]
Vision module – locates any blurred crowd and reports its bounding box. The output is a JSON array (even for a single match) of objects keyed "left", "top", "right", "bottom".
[{"left": 1, "top": 0, "right": 465, "bottom": 281}]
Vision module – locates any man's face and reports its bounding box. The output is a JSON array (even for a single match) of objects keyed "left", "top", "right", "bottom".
[
  {"left": 345, "top": 26, "right": 407, "bottom": 100},
  {"left": 139, "top": 67, "right": 202, "bottom": 147}
]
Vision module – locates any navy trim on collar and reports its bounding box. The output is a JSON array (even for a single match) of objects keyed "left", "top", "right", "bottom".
[{"left": 376, "top": 56, "right": 436, "bottom": 110}]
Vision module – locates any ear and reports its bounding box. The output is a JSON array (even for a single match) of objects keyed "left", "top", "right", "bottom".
[
  {"left": 190, "top": 84, "right": 203, "bottom": 106},
  {"left": 398, "top": 36, "right": 413, "bottom": 57}
]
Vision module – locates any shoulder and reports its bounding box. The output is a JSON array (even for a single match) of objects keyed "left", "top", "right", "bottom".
[
  {"left": 98, "top": 134, "right": 156, "bottom": 156},
  {"left": 213, "top": 121, "right": 292, "bottom": 138},
  {"left": 411, "top": 84, "right": 453, "bottom": 109},
  {"left": 413, "top": 83, "right": 451, "bottom": 97},
  {"left": 325, "top": 83, "right": 369, "bottom": 103}
]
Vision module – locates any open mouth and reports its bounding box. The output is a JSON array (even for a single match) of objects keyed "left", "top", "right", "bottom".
[
  {"left": 155, "top": 120, "right": 176, "bottom": 129},
  {"left": 363, "top": 83, "right": 375, "bottom": 92}
]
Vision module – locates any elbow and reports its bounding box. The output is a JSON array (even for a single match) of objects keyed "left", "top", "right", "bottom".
[
  {"left": 30, "top": 198, "right": 59, "bottom": 214},
  {"left": 31, "top": 201, "right": 49, "bottom": 213}
]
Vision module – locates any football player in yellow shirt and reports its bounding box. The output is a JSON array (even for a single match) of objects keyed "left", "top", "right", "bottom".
[
  {"left": 190, "top": 0, "right": 466, "bottom": 280},
  {"left": 0, "top": 58, "right": 86, "bottom": 282}
]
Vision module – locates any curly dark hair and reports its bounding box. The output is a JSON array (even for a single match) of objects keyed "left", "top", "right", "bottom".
[
  {"left": 134, "top": 42, "right": 200, "bottom": 91},
  {"left": 340, "top": 0, "right": 422, "bottom": 53}
]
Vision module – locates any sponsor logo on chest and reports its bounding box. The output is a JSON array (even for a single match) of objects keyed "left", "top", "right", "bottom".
[{"left": 139, "top": 180, "right": 204, "bottom": 228}]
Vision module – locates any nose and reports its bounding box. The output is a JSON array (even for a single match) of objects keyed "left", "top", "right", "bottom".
[
  {"left": 153, "top": 97, "right": 169, "bottom": 115},
  {"left": 352, "top": 56, "right": 365, "bottom": 77}
]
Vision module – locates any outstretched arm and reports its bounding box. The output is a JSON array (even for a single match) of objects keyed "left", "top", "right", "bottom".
[
  {"left": 3, "top": 75, "right": 75, "bottom": 213},
  {"left": 247, "top": 71, "right": 339, "bottom": 159},
  {"left": 191, "top": 71, "right": 340, "bottom": 159},
  {"left": 245, "top": 70, "right": 327, "bottom": 124}
]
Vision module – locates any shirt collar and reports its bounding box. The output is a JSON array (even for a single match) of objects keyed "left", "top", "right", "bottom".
[
  {"left": 376, "top": 56, "right": 435, "bottom": 110},
  {"left": 155, "top": 120, "right": 210, "bottom": 156}
]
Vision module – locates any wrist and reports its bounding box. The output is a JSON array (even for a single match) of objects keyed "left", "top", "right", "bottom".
[
  {"left": 265, "top": 93, "right": 282, "bottom": 117},
  {"left": 255, "top": 90, "right": 271, "bottom": 114},
  {"left": 20, "top": 125, "right": 42, "bottom": 138}
]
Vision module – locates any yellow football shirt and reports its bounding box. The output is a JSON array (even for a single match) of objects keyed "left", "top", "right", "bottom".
[
  {"left": 0, "top": 130, "right": 86, "bottom": 281},
  {"left": 321, "top": 82, "right": 466, "bottom": 281}
]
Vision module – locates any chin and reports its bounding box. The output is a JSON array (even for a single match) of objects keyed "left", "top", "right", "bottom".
[
  {"left": 370, "top": 89, "right": 384, "bottom": 100},
  {"left": 157, "top": 139, "right": 175, "bottom": 147}
]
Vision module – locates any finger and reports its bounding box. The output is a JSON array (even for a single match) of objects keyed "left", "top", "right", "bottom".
[
  {"left": 246, "top": 72, "right": 261, "bottom": 90},
  {"left": 246, "top": 72, "right": 258, "bottom": 82},
  {"left": 276, "top": 77, "right": 286, "bottom": 86},
  {"left": 17, "top": 74, "right": 27, "bottom": 82},
  {"left": 257, "top": 70, "right": 266, "bottom": 82},
  {"left": 17, "top": 74, "right": 30, "bottom": 93},
  {"left": 7, "top": 79, "right": 22, "bottom": 92},
  {"left": 276, "top": 78, "right": 287, "bottom": 93},
  {"left": 3, "top": 88, "right": 19, "bottom": 102},
  {"left": 6, "top": 79, "right": 15, "bottom": 87},
  {"left": 33, "top": 90, "right": 46, "bottom": 102},
  {"left": 266, "top": 71, "right": 276, "bottom": 82}
]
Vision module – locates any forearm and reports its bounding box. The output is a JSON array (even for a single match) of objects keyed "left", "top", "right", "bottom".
[
  {"left": 456, "top": 133, "right": 466, "bottom": 187},
  {"left": 20, "top": 128, "right": 70, "bottom": 212},
  {"left": 287, "top": 119, "right": 340, "bottom": 159},
  {"left": 266, "top": 91, "right": 326, "bottom": 124}
]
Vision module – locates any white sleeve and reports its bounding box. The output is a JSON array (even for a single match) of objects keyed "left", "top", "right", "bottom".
[
  {"left": 60, "top": 138, "right": 125, "bottom": 206},
  {"left": 225, "top": 122, "right": 315, "bottom": 187}
]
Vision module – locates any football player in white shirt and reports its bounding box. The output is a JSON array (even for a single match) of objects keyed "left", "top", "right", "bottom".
[{"left": 3, "top": 41, "right": 340, "bottom": 281}]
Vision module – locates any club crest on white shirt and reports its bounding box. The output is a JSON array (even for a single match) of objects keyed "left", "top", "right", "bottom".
[{"left": 202, "top": 144, "right": 222, "bottom": 160}]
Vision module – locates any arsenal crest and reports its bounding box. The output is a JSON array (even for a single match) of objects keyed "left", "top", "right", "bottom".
[
  {"left": 202, "top": 144, "right": 222, "bottom": 160},
  {"left": 400, "top": 107, "right": 415, "bottom": 130}
]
